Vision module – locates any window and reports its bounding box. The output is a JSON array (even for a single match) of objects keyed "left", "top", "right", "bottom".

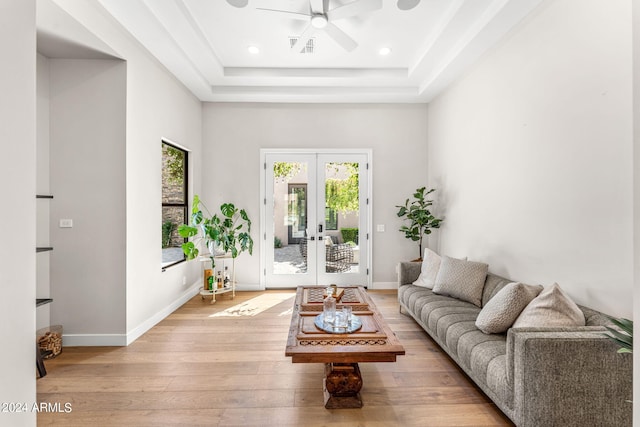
[{"left": 162, "top": 141, "right": 188, "bottom": 268}]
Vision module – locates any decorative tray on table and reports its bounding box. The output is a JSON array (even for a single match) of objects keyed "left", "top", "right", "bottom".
[{"left": 314, "top": 312, "right": 362, "bottom": 334}]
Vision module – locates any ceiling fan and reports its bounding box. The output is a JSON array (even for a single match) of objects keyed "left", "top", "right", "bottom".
[{"left": 257, "top": 0, "right": 383, "bottom": 52}]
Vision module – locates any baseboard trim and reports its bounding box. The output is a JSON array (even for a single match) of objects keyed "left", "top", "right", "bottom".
[
  {"left": 61, "top": 283, "right": 200, "bottom": 347},
  {"left": 370, "top": 281, "right": 398, "bottom": 290},
  {"left": 125, "top": 283, "right": 201, "bottom": 345},
  {"left": 62, "top": 333, "right": 127, "bottom": 347}
]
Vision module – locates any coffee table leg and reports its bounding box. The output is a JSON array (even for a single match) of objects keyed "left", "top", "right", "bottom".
[{"left": 323, "top": 363, "right": 363, "bottom": 409}]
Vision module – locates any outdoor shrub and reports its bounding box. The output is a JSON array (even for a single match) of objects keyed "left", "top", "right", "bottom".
[
  {"left": 340, "top": 228, "right": 358, "bottom": 244},
  {"left": 162, "top": 221, "right": 176, "bottom": 248},
  {"left": 274, "top": 236, "right": 282, "bottom": 248}
]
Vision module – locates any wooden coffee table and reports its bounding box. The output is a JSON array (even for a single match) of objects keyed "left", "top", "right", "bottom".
[{"left": 286, "top": 286, "right": 405, "bottom": 408}]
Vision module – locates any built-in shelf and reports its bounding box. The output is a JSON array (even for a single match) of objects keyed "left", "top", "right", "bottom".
[
  {"left": 36, "top": 195, "right": 54, "bottom": 199},
  {"left": 36, "top": 298, "right": 53, "bottom": 307},
  {"left": 36, "top": 247, "right": 53, "bottom": 253}
]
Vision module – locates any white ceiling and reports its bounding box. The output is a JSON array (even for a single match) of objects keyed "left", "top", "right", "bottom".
[{"left": 95, "top": 0, "right": 543, "bottom": 103}]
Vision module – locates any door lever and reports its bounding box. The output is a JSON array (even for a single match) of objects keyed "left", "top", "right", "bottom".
[{"left": 318, "top": 224, "right": 323, "bottom": 233}]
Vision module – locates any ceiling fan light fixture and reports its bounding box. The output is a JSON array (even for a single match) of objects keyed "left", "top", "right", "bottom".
[
  {"left": 379, "top": 47, "right": 392, "bottom": 56},
  {"left": 397, "top": 0, "right": 420, "bottom": 11},
  {"left": 310, "top": 14, "right": 328, "bottom": 29},
  {"left": 226, "top": 0, "right": 249, "bottom": 8}
]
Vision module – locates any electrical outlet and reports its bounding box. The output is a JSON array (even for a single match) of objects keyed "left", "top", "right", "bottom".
[
  {"left": 182, "top": 276, "right": 187, "bottom": 285},
  {"left": 59, "top": 219, "right": 73, "bottom": 228},
  {"left": 376, "top": 224, "right": 385, "bottom": 232}
]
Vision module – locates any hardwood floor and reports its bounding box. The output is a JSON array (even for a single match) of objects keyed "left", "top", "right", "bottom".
[{"left": 37, "top": 290, "right": 514, "bottom": 426}]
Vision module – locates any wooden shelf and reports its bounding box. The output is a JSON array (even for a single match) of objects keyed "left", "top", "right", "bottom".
[
  {"left": 36, "top": 247, "right": 53, "bottom": 253},
  {"left": 36, "top": 298, "right": 53, "bottom": 307}
]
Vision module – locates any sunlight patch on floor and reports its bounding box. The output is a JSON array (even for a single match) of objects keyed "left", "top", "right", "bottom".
[{"left": 209, "top": 293, "right": 296, "bottom": 317}]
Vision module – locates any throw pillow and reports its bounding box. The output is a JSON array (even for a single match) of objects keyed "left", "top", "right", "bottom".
[
  {"left": 512, "top": 283, "right": 585, "bottom": 328},
  {"left": 412, "top": 248, "right": 442, "bottom": 289},
  {"left": 475, "top": 282, "right": 543, "bottom": 334},
  {"left": 432, "top": 256, "right": 488, "bottom": 307}
]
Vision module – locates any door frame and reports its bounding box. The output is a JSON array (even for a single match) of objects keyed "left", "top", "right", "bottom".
[{"left": 259, "top": 148, "right": 373, "bottom": 290}]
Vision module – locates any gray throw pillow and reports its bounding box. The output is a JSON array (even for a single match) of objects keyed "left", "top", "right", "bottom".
[
  {"left": 475, "top": 282, "right": 543, "bottom": 334},
  {"left": 512, "top": 283, "right": 585, "bottom": 328},
  {"left": 432, "top": 256, "right": 488, "bottom": 307}
]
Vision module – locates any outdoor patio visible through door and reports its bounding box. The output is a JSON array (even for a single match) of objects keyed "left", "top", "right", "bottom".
[{"left": 262, "top": 150, "right": 370, "bottom": 288}]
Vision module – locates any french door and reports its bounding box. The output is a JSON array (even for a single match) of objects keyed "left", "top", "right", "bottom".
[{"left": 262, "top": 150, "right": 370, "bottom": 288}]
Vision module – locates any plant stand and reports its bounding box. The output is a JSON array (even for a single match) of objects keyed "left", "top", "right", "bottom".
[{"left": 198, "top": 255, "right": 235, "bottom": 304}]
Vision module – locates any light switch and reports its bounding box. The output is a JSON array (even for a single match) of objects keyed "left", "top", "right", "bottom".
[
  {"left": 59, "top": 219, "right": 73, "bottom": 228},
  {"left": 376, "top": 224, "right": 385, "bottom": 232}
]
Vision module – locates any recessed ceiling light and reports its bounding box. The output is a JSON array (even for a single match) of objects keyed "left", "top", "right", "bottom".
[
  {"left": 379, "top": 47, "right": 392, "bottom": 56},
  {"left": 248, "top": 45, "right": 260, "bottom": 54}
]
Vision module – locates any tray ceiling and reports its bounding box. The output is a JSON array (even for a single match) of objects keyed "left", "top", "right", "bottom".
[{"left": 96, "top": 0, "right": 543, "bottom": 102}]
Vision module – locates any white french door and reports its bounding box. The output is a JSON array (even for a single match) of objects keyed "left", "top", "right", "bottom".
[{"left": 262, "top": 150, "right": 370, "bottom": 288}]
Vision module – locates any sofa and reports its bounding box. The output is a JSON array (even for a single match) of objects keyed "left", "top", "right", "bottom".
[{"left": 398, "top": 261, "right": 632, "bottom": 427}]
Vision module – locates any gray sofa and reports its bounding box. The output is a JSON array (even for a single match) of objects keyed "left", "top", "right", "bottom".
[{"left": 398, "top": 261, "right": 632, "bottom": 427}]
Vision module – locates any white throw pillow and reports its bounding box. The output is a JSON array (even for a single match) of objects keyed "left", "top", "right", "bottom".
[
  {"left": 432, "top": 256, "right": 488, "bottom": 307},
  {"left": 412, "top": 248, "right": 442, "bottom": 289},
  {"left": 475, "top": 282, "right": 543, "bottom": 334},
  {"left": 512, "top": 283, "right": 585, "bottom": 328}
]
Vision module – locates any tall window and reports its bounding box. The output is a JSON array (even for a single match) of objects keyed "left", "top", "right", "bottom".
[{"left": 162, "top": 141, "right": 188, "bottom": 268}]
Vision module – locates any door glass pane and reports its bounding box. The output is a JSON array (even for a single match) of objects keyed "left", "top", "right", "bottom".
[
  {"left": 324, "top": 162, "right": 359, "bottom": 274},
  {"left": 273, "top": 162, "right": 308, "bottom": 274}
]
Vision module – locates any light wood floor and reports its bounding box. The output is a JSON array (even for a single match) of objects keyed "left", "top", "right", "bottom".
[{"left": 37, "top": 290, "right": 514, "bottom": 426}]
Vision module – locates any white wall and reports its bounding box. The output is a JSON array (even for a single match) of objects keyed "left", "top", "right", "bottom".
[
  {"left": 43, "top": 0, "right": 203, "bottom": 344},
  {"left": 49, "top": 58, "right": 127, "bottom": 341},
  {"left": 632, "top": 0, "right": 639, "bottom": 423},
  {"left": 0, "top": 0, "right": 37, "bottom": 425},
  {"left": 427, "top": 0, "right": 633, "bottom": 317},
  {"left": 201, "top": 103, "right": 429, "bottom": 287}
]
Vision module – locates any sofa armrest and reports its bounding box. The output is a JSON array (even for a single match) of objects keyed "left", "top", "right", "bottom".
[
  {"left": 507, "top": 327, "right": 632, "bottom": 427},
  {"left": 398, "top": 262, "right": 421, "bottom": 286}
]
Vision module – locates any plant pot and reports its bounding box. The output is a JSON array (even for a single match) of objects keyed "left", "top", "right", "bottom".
[{"left": 208, "top": 241, "right": 227, "bottom": 257}]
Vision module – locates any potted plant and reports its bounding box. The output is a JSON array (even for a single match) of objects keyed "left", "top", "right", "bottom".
[
  {"left": 604, "top": 317, "right": 633, "bottom": 354},
  {"left": 396, "top": 187, "right": 444, "bottom": 260},
  {"left": 178, "top": 195, "right": 253, "bottom": 270}
]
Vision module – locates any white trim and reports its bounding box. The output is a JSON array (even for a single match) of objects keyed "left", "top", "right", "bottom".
[
  {"left": 370, "top": 281, "right": 398, "bottom": 290},
  {"left": 62, "top": 283, "right": 200, "bottom": 346},
  {"left": 63, "top": 333, "right": 127, "bottom": 347},
  {"left": 125, "top": 282, "right": 200, "bottom": 345}
]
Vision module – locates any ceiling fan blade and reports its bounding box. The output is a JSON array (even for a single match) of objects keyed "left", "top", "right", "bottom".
[
  {"left": 256, "top": 8, "right": 310, "bottom": 21},
  {"left": 327, "top": 0, "right": 383, "bottom": 21},
  {"left": 292, "top": 25, "right": 317, "bottom": 52},
  {"left": 323, "top": 23, "right": 357, "bottom": 52},
  {"left": 310, "top": 0, "right": 324, "bottom": 14}
]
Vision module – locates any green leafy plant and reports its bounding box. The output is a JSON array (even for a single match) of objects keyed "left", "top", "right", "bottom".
[
  {"left": 178, "top": 195, "right": 253, "bottom": 269},
  {"left": 396, "top": 187, "right": 444, "bottom": 260},
  {"left": 340, "top": 228, "right": 359, "bottom": 244},
  {"left": 274, "top": 236, "right": 282, "bottom": 248},
  {"left": 604, "top": 317, "right": 633, "bottom": 354}
]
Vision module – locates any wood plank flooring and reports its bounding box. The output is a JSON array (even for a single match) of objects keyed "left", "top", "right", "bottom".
[{"left": 37, "top": 290, "right": 514, "bottom": 426}]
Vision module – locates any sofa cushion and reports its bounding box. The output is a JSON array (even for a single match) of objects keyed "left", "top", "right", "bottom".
[
  {"left": 513, "top": 283, "right": 585, "bottom": 328},
  {"left": 412, "top": 248, "right": 441, "bottom": 289},
  {"left": 476, "top": 282, "right": 543, "bottom": 334},
  {"left": 433, "top": 256, "right": 488, "bottom": 307}
]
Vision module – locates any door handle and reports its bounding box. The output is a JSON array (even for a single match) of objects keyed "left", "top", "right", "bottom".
[{"left": 318, "top": 224, "right": 323, "bottom": 233}]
